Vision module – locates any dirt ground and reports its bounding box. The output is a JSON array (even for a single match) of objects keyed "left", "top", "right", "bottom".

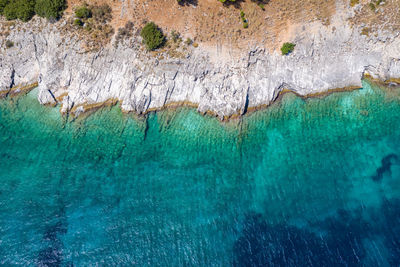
[
  {"left": 64, "top": 0, "right": 399, "bottom": 52},
  {"left": 349, "top": 0, "right": 400, "bottom": 35},
  {"left": 65, "top": 0, "right": 336, "bottom": 50}
]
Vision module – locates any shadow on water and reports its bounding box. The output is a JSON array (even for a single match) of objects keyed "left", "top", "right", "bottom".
[
  {"left": 37, "top": 201, "right": 68, "bottom": 267},
  {"left": 233, "top": 213, "right": 331, "bottom": 266},
  {"left": 234, "top": 199, "right": 400, "bottom": 266},
  {"left": 380, "top": 198, "right": 400, "bottom": 266},
  {"left": 233, "top": 209, "right": 368, "bottom": 266},
  {"left": 372, "top": 153, "right": 398, "bottom": 182}
]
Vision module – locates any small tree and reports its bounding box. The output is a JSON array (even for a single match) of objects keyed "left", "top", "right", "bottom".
[
  {"left": 140, "top": 22, "right": 165, "bottom": 51},
  {"left": 281, "top": 42, "right": 295, "bottom": 55},
  {"left": 0, "top": 0, "right": 9, "bottom": 15},
  {"left": 35, "top": 0, "right": 66, "bottom": 20},
  {"left": 3, "top": 2, "right": 17, "bottom": 20},
  {"left": 75, "top": 6, "right": 92, "bottom": 19},
  {"left": 3, "top": 0, "right": 35, "bottom": 22},
  {"left": 73, "top": 18, "right": 83, "bottom": 26}
]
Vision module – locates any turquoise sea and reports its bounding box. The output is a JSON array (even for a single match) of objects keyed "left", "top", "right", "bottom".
[{"left": 1, "top": 81, "right": 400, "bottom": 266}]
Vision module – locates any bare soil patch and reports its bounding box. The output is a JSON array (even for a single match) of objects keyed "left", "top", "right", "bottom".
[{"left": 65, "top": 0, "right": 337, "bottom": 52}]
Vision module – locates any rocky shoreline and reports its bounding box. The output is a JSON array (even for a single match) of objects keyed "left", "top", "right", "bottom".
[{"left": 1, "top": 4, "right": 400, "bottom": 120}]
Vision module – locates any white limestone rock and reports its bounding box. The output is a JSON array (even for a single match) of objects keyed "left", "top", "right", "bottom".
[{"left": 1, "top": 10, "right": 400, "bottom": 119}]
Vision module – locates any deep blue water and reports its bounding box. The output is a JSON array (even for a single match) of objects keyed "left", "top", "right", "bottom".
[{"left": 1, "top": 81, "right": 400, "bottom": 266}]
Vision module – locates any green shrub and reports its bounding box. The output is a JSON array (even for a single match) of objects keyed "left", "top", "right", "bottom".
[
  {"left": 3, "top": 0, "right": 35, "bottom": 21},
  {"left": 35, "top": 0, "right": 66, "bottom": 19},
  {"left": 281, "top": 42, "right": 296, "bottom": 55},
  {"left": 0, "top": 0, "right": 9, "bottom": 15},
  {"left": 369, "top": 2, "right": 376, "bottom": 10},
  {"left": 184, "top": 38, "right": 193, "bottom": 46},
  {"left": 73, "top": 18, "right": 83, "bottom": 26},
  {"left": 75, "top": 6, "right": 91, "bottom": 19},
  {"left": 140, "top": 22, "right": 165, "bottom": 51},
  {"left": 219, "top": 0, "right": 237, "bottom": 3},
  {"left": 0, "top": 0, "right": 66, "bottom": 21},
  {"left": 3, "top": 2, "right": 17, "bottom": 20},
  {"left": 240, "top": 10, "right": 248, "bottom": 28},
  {"left": 17, "top": 1, "right": 35, "bottom": 21},
  {"left": 350, "top": 0, "right": 359, "bottom": 6}
]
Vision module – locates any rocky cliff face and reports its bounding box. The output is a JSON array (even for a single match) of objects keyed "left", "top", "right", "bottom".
[{"left": 1, "top": 4, "right": 400, "bottom": 119}]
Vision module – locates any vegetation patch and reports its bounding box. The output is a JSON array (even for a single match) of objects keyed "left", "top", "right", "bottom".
[
  {"left": 218, "top": 0, "right": 237, "bottom": 4},
  {"left": 368, "top": 0, "right": 385, "bottom": 11},
  {"left": 2, "top": 0, "right": 35, "bottom": 21},
  {"left": 240, "top": 10, "right": 248, "bottom": 29},
  {"left": 281, "top": 42, "right": 295, "bottom": 55},
  {"left": 184, "top": 38, "right": 193, "bottom": 46},
  {"left": 0, "top": 0, "right": 7, "bottom": 14},
  {"left": 170, "top": 30, "right": 181, "bottom": 43},
  {"left": 73, "top": 18, "right": 83, "bottom": 26},
  {"left": 91, "top": 4, "right": 112, "bottom": 23},
  {"left": 0, "top": 0, "right": 66, "bottom": 21},
  {"left": 66, "top": 3, "right": 113, "bottom": 52},
  {"left": 361, "top": 27, "right": 371, "bottom": 36},
  {"left": 72, "top": 4, "right": 113, "bottom": 31},
  {"left": 369, "top": 2, "right": 376, "bottom": 11},
  {"left": 115, "top": 21, "right": 134, "bottom": 46},
  {"left": 140, "top": 22, "right": 165, "bottom": 51},
  {"left": 350, "top": 0, "right": 359, "bottom": 7},
  {"left": 35, "top": 0, "right": 66, "bottom": 20},
  {"left": 75, "top": 6, "right": 91, "bottom": 19}
]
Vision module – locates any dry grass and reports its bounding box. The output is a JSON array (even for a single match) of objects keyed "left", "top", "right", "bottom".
[
  {"left": 361, "top": 27, "right": 370, "bottom": 36},
  {"left": 350, "top": 0, "right": 360, "bottom": 7},
  {"left": 60, "top": 3, "right": 114, "bottom": 52},
  {"left": 349, "top": 0, "right": 400, "bottom": 34},
  {"left": 65, "top": 0, "right": 337, "bottom": 51}
]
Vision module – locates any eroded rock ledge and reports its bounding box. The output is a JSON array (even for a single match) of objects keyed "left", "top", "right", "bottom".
[{"left": 1, "top": 4, "right": 400, "bottom": 120}]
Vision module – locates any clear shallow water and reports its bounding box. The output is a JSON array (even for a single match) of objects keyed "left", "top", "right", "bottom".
[{"left": 0, "top": 81, "right": 400, "bottom": 266}]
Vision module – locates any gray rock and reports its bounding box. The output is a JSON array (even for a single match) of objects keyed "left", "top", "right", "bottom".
[{"left": 1, "top": 11, "right": 400, "bottom": 119}]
